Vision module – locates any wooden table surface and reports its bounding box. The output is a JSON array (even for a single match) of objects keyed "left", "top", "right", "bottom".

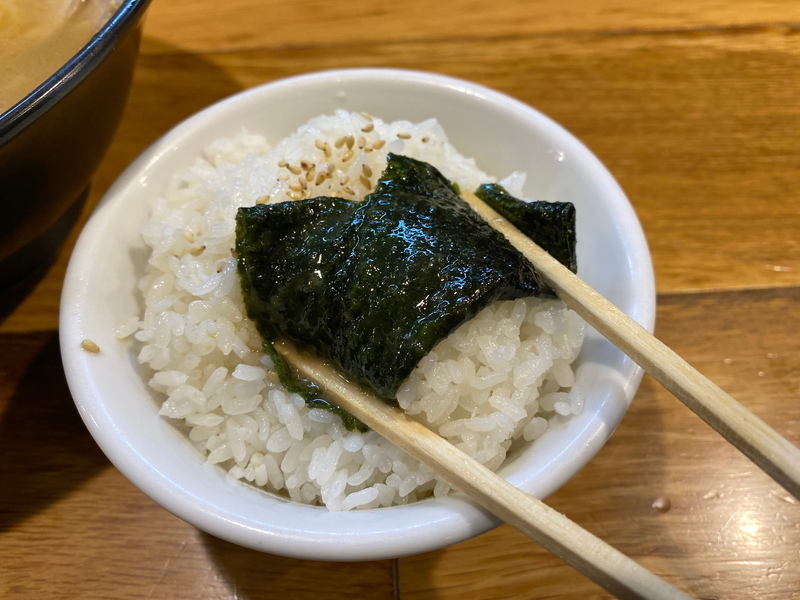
[{"left": 2, "top": 1, "right": 800, "bottom": 598}]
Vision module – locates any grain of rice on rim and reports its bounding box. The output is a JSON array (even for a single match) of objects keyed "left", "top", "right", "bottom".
[{"left": 132, "top": 110, "right": 586, "bottom": 511}]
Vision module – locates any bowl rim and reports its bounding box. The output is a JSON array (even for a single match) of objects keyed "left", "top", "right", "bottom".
[
  {"left": 60, "top": 68, "right": 656, "bottom": 560},
  {"left": 0, "top": 0, "right": 152, "bottom": 145}
]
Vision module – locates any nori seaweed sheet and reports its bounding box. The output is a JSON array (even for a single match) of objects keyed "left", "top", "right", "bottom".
[
  {"left": 236, "top": 154, "right": 576, "bottom": 408},
  {"left": 475, "top": 183, "right": 577, "bottom": 276}
]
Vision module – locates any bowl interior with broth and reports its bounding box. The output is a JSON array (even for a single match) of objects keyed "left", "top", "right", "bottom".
[
  {"left": 0, "top": 0, "right": 120, "bottom": 114},
  {"left": 60, "top": 69, "right": 655, "bottom": 561},
  {"left": 0, "top": 0, "right": 149, "bottom": 285}
]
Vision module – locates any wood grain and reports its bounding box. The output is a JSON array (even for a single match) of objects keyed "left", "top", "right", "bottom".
[
  {"left": 140, "top": 0, "right": 800, "bottom": 54},
  {"left": 400, "top": 287, "right": 800, "bottom": 600}
]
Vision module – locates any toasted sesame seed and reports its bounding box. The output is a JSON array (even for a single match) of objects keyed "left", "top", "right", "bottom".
[
  {"left": 357, "top": 136, "right": 366, "bottom": 149},
  {"left": 315, "top": 172, "right": 326, "bottom": 185},
  {"left": 365, "top": 147, "right": 373, "bottom": 153},
  {"left": 362, "top": 164, "right": 373, "bottom": 178},
  {"left": 361, "top": 123, "right": 374, "bottom": 133},
  {"left": 342, "top": 149, "right": 354, "bottom": 162},
  {"left": 300, "top": 160, "right": 314, "bottom": 171},
  {"left": 289, "top": 182, "right": 303, "bottom": 192},
  {"left": 189, "top": 245, "right": 206, "bottom": 256},
  {"left": 372, "top": 139, "right": 386, "bottom": 149},
  {"left": 255, "top": 195, "right": 271, "bottom": 204},
  {"left": 397, "top": 132, "right": 411, "bottom": 139},
  {"left": 345, "top": 135, "right": 354, "bottom": 149},
  {"left": 314, "top": 139, "right": 327, "bottom": 151},
  {"left": 421, "top": 136, "right": 430, "bottom": 143},
  {"left": 300, "top": 178, "right": 308, "bottom": 190},
  {"left": 183, "top": 230, "right": 195, "bottom": 243},
  {"left": 306, "top": 168, "right": 316, "bottom": 182},
  {"left": 81, "top": 339, "right": 100, "bottom": 353},
  {"left": 343, "top": 187, "right": 355, "bottom": 196},
  {"left": 278, "top": 174, "right": 289, "bottom": 181},
  {"left": 288, "top": 164, "right": 302, "bottom": 175},
  {"left": 334, "top": 136, "right": 346, "bottom": 148},
  {"left": 340, "top": 176, "right": 350, "bottom": 185},
  {"left": 287, "top": 190, "right": 303, "bottom": 200},
  {"left": 360, "top": 176, "right": 371, "bottom": 189},
  {"left": 278, "top": 160, "right": 288, "bottom": 167},
  {"left": 360, "top": 112, "right": 373, "bottom": 121},
  {"left": 326, "top": 163, "right": 335, "bottom": 176},
  {"left": 324, "top": 142, "right": 332, "bottom": 157}
]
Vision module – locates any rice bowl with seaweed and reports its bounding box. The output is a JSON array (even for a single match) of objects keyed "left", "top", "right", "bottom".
[{"left": 121, "top": 110, "right": 586, "bottom": 511}]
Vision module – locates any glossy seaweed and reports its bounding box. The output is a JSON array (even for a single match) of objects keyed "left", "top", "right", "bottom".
[
  {"left": 236, "top": 154, "right": 576, "bottom": 422},
  {"left": 475, "top": 183, "right": 577, "bottom": 276}
]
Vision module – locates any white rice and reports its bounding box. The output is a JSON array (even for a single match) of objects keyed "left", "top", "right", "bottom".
[{"left": 129, "top": 111, "right": 585, "bottom": 510}]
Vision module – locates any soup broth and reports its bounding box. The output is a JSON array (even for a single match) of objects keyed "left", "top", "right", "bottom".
[{"left": 0, "top": 0, "right": 119, "bottom": 114}]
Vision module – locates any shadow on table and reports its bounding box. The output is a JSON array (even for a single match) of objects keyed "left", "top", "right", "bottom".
[
  {"left": 0, "top": 332, "right": 110, "bottom": 532},
  {"left": 0, "top": 262, "right": 57, "bottom": 321},
  {"left": 202, "top": 533, "right": 396, "bottom": 600}
]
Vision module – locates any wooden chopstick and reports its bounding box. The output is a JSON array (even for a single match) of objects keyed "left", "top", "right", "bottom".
[
  {"left": 460, "top": 190, "right": 800, "bottom": 500},
  {"left": 273, "top": 338, "right": 694, "bottom": 600},
  {"left": 267, "top": 188, "right": 795, "bottom": 598}
]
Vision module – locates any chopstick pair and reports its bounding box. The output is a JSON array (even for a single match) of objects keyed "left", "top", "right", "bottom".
[
  {"left": 276, "top": 337, "right": 692, "bottom": 600},
  {"left": 274, "top": 190, "right": 800, "bottom": 599}
]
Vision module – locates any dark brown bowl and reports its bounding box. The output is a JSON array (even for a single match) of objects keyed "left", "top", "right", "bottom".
[{"left": 0, "top": 0, "right": 152, "bottom": 286}]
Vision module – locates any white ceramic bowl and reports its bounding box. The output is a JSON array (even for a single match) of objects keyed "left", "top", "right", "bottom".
[{"left": 60, "top": 68, "right": 655, "bottom": 561}]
